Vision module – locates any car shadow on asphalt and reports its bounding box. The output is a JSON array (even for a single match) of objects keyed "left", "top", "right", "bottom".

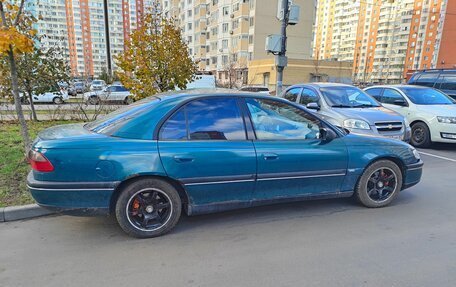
[
  {"left": 71, "top": 190, "right": 418, "bottom": 240},
  {"left": 428, "top": 143, "right": 456, "bottom": 151}
]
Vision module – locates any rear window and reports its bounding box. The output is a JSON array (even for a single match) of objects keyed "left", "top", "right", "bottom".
[
  {"left": 365, "top": 88, "right": 383, "bottom": 101},
  {"left": 85, "top": 97, "right": 159, "bottom": 134}
]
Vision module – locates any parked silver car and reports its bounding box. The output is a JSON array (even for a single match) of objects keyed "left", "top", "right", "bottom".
[{"left": 283, "top": 83, "right": 411, "bottom": 141}]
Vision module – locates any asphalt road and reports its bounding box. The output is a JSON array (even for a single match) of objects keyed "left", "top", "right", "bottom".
[{"left": 1, "top": 146, "right": 456, "bottom": 287}]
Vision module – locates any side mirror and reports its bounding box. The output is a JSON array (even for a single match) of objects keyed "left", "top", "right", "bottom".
[
  {"left": 393, "top": 99, "right": 407, "bottom": 107},
  {"left": 319, "top": 127, "right": 337, "bottom": 142},
  {"left": 306, "top": 102, "right": 320, "bottom": 110}
]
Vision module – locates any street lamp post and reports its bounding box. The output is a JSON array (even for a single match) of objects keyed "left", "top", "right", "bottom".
[{"left": 276, "top": 0, "right": 290, "bottom": 97}]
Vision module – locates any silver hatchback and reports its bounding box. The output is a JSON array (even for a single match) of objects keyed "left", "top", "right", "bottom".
[{"left": 283, "top": 83, "right": 411, "bottom": 141}]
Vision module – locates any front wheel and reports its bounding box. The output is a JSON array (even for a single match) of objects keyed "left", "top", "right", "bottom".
[
  {"left": 53, "top": 97, "right": 63, "bottom": 104},
  {"left": 410, "top": 122, "right": 431, "bottom": 148},
  {"left": 355, "top": 160, "right": 403, "bottom": 208},
  {"left": 115, "top": 178, "right": 182, "bottom": 238}
]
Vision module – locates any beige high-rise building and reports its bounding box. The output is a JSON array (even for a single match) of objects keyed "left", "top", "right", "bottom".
[
  {"left": 162, "top": 0, "right": 316, "bottom": 87},
  {"left": 314, "top": 0, "right": 449, "bottom": 84}
]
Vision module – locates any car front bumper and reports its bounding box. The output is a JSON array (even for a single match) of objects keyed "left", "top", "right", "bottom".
[
  {"left": 402, "top": 160, "right": 424, "bottom": 189},
  {"left": 27, "top": 171, "right": 116, "bottom": 216},
  {"left": 430, "top": 121, "right": 456, "bottom": 143}
]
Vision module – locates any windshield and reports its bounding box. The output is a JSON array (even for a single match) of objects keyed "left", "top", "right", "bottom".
[
  {"left": 320, "top": 86, "right": 380, "bottom": 108},
  {"left": 92, "top": 80, "right": 104, "bottom": 85},
  {"left": 399, "top": 87, "right": 455, "bottom": 105},
  {"left": 84, "top": 97, "right": 159, "bottom": 134}
]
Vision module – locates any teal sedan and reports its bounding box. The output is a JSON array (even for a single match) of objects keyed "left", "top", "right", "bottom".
[{"left": 27, "top": 90, "right": 423, "bottom": 238}]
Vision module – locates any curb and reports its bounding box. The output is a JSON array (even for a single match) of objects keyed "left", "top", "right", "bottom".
[{"left": 0, "top": 204, "right": 56, "bottom": 223}]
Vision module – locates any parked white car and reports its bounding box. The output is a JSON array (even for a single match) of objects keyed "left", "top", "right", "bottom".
[
  {"left": 90, "top": 80, "right": 106, "bottom": 91},
  {"left": 365, "top": 85, "right": 456, "bottom": 147},
  {"left": 84, "top": 85, "right": 133, "bottom": 105},
  {"left": 21, "top": 90, "right": 69, "bottom": 104}
]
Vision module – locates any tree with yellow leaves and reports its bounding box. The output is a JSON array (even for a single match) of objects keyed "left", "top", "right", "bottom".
[
  {"left": 115, "top": 8, "right": 197, "bottom": 100},
  {"left": 0, "top": 0, "right": 36, "bottom": 151}
]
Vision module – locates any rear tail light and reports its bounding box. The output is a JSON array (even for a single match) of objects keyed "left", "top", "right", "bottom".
[{"left": 28, "top": 150, "right": 54, "bottom": 172}]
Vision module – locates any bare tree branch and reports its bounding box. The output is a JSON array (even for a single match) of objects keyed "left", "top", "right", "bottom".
[{"left": 13, "top": 0, "right": 26, "bottom": 26}]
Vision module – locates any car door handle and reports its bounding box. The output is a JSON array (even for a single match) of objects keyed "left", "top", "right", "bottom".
[
  {"left": 173, "top": 155, "right": 194, "bottom": 163},
  {"left": 263, "top": 153, "right": 279, "bottom": 160}
]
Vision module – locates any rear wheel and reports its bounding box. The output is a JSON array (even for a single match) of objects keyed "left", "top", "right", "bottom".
[
  {"left": 123, "top": 96, "right": 133, "bottom": 105},
  {"left": 115, "top": 178, "right": 182, "bottom": 238},
  {"left": 411, "top": 122, "right": 431, "bottom": 148},
  {"left": 88, "top": 96, "right": 100, "bottom": 105},
  {"left": 355, "top": 160, "right": 403, "bottom": 208}
]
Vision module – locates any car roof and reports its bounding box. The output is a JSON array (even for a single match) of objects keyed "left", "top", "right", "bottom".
[
  {"left": 153, "top": 88, "right": 272, "bottom": 101},
  {"left": 366, "top": 85, "right": 431, "bottom": 90}
]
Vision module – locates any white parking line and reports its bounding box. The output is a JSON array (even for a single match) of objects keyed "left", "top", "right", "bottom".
[{"left": 418, "top": 151, "right": 456, "bottom": 163}]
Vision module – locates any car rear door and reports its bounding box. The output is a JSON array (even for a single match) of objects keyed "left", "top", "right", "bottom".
[
  {"left": 436, "top": 73, "right": 456, "bottom": 100},
  {"left": 158, "top": 97, "right": 257, "bottom": 209},
  {"left": 244, "top": 97, "right": 348, "bottom": 200}
]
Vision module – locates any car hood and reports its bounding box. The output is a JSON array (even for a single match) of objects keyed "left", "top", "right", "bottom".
[
  {"left": 415, "top": 104, "right": 456, "bottom": 116},
  {"left": 334, "top": 106, "right": 404, "bottom": 124}
]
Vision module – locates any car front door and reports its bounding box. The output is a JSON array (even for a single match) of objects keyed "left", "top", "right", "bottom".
[
  {"left": 158, "top": 97, "right": 257, "bottom": 210},
  {"left": 379, "top": 88, "right": 410, "bottom": 117},
  {"left": 244, "top": 98, "right": 348, "bottom": 200}
]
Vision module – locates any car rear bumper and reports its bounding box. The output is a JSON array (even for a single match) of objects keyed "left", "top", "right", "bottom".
[
  {"left": 27, "top": 172, "right": 116, "bottom": 216},
  {"left": 402, "top": 160, "right": 424, "bottom": 189}
]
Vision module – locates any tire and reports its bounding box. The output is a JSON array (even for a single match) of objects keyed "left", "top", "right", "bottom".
[
  {"left": 410, "top": 122, "right": 431, "bottom": 148},
  {"left": 115, "top": 178, "right": 182, "bottom": 238},
  {"left": 88, "top": 96, "right": 100, "bottom": 105},
  {"left": 123, "top": 96, "right": 133, "bottom": 105},
  {"left": 355, "top": 160, "right": 403, "bottom": 208},
  {"left": 53, "top": 97, "right": 63, "bottom": 104}
]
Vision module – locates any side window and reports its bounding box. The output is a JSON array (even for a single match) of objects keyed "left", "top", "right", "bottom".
[
  {"left": 300, "top": 88, "right": 319, "bottom": 105},
  {"left": 187, "top": 98, "right": 246, "bottom": 140},
  {"left": 439, "top": 75, "right": 456, "bottom": 90},
  {"left": 246, "top": 98, "right": 321, "bottom": 140},
  {"left": 106, "top": 86, "right": 116, "bottom": 92},
  {"left": 160, "top": 98, "right": 246, "bottom": 140},
  {"left": 365, "top": 88, "right": 383, "bottom": 101},
  {"left": 382, "top": 89, "right": 405, "bottom": 104},
  {"left": 415, "top": 73, "right": 439, "bottom": 87},
  {"left": 284, "top": 88, "right": 301, "bottom": 102},
  {"left": 160, "top": 109, "right": 187, "bottom": 140}
]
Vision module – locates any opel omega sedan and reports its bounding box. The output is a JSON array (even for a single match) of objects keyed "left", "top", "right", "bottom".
[{"left": 27, "top": 90, "right": 423, "bottom": 238}]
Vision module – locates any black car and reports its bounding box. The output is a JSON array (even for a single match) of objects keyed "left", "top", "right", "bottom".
[{"left": 408, "top": 69, "right": 456, "bottom": 100}]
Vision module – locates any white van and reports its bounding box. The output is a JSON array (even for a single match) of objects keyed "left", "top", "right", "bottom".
[{"left": 186, "top": 74, "right": 216, "bottom": 89}]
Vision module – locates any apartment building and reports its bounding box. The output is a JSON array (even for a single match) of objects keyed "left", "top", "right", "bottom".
[
  {"left": 27, "top": 0, "right": 156, "bottom": 78},
  {"left": 162, "top": 0, "right": 315, "bottom": 87},
  {"left": 314, "top": 0, "right": 449, "bottom": 84}
]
